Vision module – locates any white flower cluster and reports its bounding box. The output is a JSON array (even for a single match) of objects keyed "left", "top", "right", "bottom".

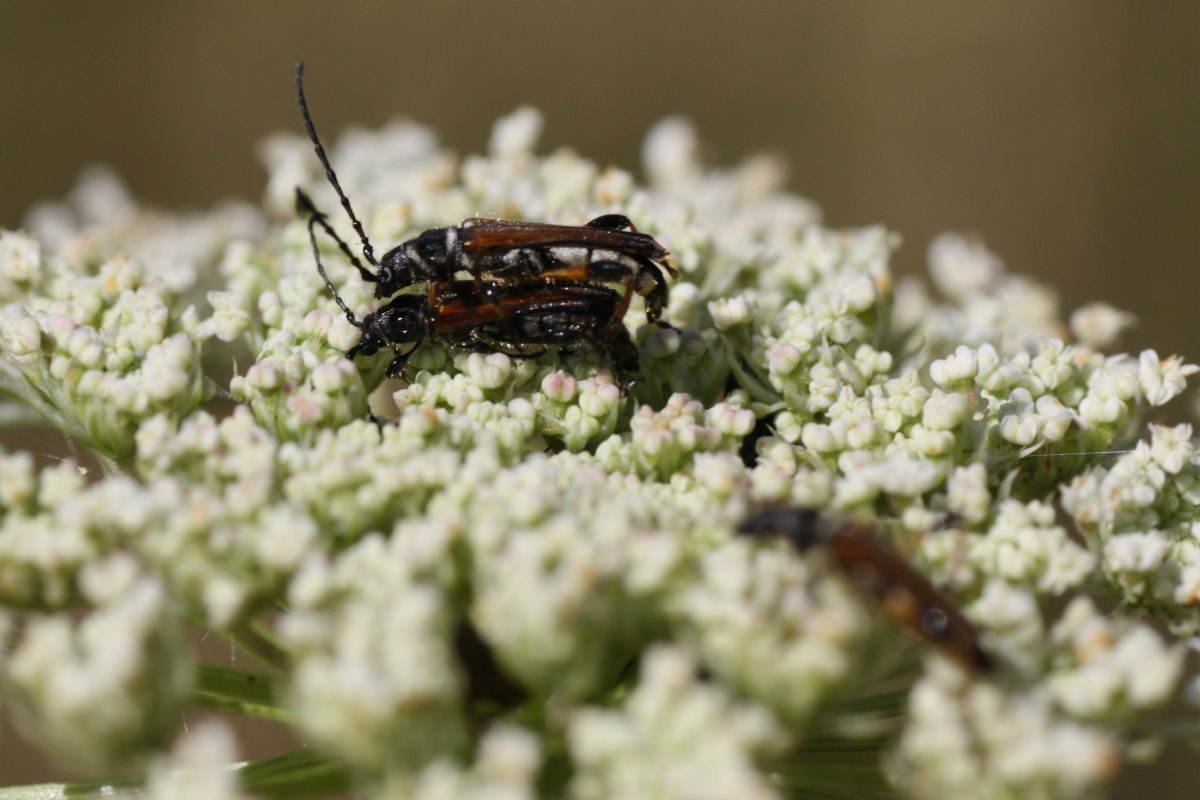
[
  {"left": 917, "top": 233, "right": 1064, "bottom": 352},
  {"left": 673, "top": 537, "right": 875, "bottom": 724},
  {"left": 915, "top": 498, "right": 1096, "bottom": 596},
  {"left": 0, "top": 243, "right": 206, "bottom": 460},
  {"left": 568, "top": 647, "right": 785, "bottom": 800},
  {"left": 0, "top": 170, "right": 260, "bottom": 462},
  {"left": 0, "top": 449, "right": 98, "bottom": 607},
  {"left": 894, "top": 658, "right": 1120, "bottom": 800},
  {"left": 758, "top": 325, "right": 1195, "bottom": 515},
  {"left": 283, "top": 529, "right": 466, "bottom": 773},
  {"left": 894, "top": 588, "right": 1183, "bottom": 799},
  {"left": 22, "top": 164, "right": 261, "bottom": 294},
  {"left": 459, "top": 453, "right": 757, "bottom": 696},
  {"left": 1047, "top": 596, "right": 1184, "bottom": 722},
  {"left": 1, "top": 105, "right": 1197, "bottom": 800},
  {"left": 377, "top": 724, "right": 543, "bottom": 800},
  {"left": 391, "top": 359, "right": 622, "bottom": 453},
  {"left": 0, "top": 573, "right": 191, "bottom": 771},
  {"left": 144, "top": 720, "right": 254, "bottom": 800},
  {"left": 1063, "top": 422, "right": 1200, "bottom": 633}
]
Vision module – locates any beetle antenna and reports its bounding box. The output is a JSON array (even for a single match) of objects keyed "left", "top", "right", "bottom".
[
  {"left": 296, "top": 187, "right": 376, "bottom": 287},
  {"left": 296, "top": 188, "right": 362, "bottom": 328},
  {"left": 295, "top": 62, "right": 380, "bottom": 271}
]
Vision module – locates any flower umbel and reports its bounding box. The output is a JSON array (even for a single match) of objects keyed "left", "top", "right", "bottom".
[{"left": 0, "top": 106, "right": 1196, "bottom": 800}]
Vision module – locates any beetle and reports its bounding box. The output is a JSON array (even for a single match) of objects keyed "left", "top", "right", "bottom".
[
  {"left": 294, "top": 62, "right": 676, "bottom": 328},
  {"left": 360, "top": 280, "right": 641, "bottom": 388},
  {"left": 298, "top": 188, "right": 640, "bottom": 386},
  {"left": 738, "top": 507, "right": 993, "bottom": 674}
]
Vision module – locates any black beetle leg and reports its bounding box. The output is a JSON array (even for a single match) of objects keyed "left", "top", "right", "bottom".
[{"left": 586, "top": 213, "right": 636, "bottom": 232}]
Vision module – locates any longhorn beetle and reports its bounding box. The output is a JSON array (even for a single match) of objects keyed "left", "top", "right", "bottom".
[
  {"left": 294, "top": 62, "right": 676, "bottom": 331},
  {"left": 298, "top": 189, "right": 640, "bottom": 387},
  {"left": 738, "top": 507, "right": 993, "bottom": 674}
]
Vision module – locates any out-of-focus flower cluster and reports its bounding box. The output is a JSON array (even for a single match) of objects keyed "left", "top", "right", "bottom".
[
  {"left": 0, "top": 571, "right": 192, "bottom": 772},
  {"left": 893, "top": 587, "right": 1182, "bottom": 800},
  {"left": 1, "top": 107, "right": 1197, "bottom": 800},
  {"left": 0, "top": 169, "right": 259, "bottom": 462},
  {"left": 1063, "top": 422, "right": 1200, "bottom": 634}
]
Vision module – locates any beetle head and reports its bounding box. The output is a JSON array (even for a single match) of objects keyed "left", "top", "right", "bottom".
[
  {"left": 375, "top": 245, "right": 418, "bottom": 298},
  {"left": 377, "top": 228, "right": 453, "bottom": 297},
  {"left": 348, "top": 295, "right": 428, "bottom": 359}
]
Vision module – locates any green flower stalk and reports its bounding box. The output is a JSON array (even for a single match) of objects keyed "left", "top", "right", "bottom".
[{"left": 1, "top": 105, "right": 1197, "bottom": 800}]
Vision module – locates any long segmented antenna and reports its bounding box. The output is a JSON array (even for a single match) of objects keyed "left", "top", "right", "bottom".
[
  {"left": 295, "top": 62, "right": 380, "bottom": 275},
  {"left": 295, "top": 187, "right": 373, "bottom": 288},
  {"left": 296, "top": 188, "right": 362, "bottom": 328}
]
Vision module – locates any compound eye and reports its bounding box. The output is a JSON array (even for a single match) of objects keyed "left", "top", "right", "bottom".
[
  {"left": 374, "top": 253, "right": 408, "bottom": 297},
  {"left": 352, "top": 327, "right": 383, "bottom": 357},
  {"left": 376, "top": 247, "right": 411, "bottom": 295}
]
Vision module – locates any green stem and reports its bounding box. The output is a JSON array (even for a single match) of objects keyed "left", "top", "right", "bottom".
[
  {"left": 195, "top": 662, "right": 284, "bottom": 705},
  {"left": 0, "top": 749, "right": 349, "bottom": 800},
  {"left": 725, "top": 340, "right": 780, "bottom": 406},
  {"left": 837, "top": 687, "right": 910, "bottom": 716},
  {"left": 237, "top": 749, "right": 350, "bottom": 797},
  {"left": 247, "top": 613, "right": 290, "bottom": 654},
  {"left": 220, "top": 619, "right": 291, "bottom": 672},
  {"left": 191, "top": 692, "right": 295, "bottom": 722},
  {"left": 192, "top": 662, "right": 293, "bottom": 722},
  {"left": 0, "top": 781, "right": 143, "bottom": 800}
]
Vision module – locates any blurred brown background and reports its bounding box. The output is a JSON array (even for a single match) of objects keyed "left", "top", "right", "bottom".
[
  {"left": 4, "top": 2, "right": 1199, "bottom": 362},
  {"left": 2, "top": 0, "right": 1198, "bottom": 793}
]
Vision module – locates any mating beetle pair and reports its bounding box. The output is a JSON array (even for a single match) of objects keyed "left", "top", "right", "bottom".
[{"left": 293, "top": 63, "right": 674, "bottom": 387}]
